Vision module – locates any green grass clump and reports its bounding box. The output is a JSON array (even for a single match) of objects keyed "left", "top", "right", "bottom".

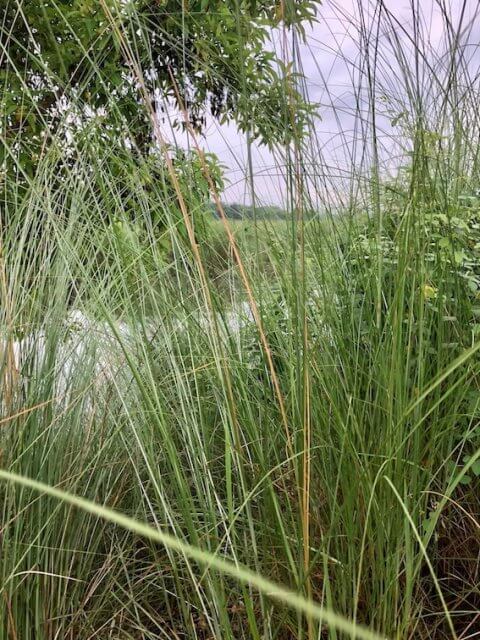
[{"left": 1, "top": 1, "right": 480, "bottom": 639}]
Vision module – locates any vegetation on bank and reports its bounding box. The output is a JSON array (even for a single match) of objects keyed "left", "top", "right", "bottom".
[
  {"left": 209, "top": 203, "right": 319, "bottom": 220},
  {"left": 1, "top": 1, "right": 479, "bottom": 639}
]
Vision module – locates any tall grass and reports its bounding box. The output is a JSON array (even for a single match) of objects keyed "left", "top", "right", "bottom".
[{"left": 1, "top": 1, "right": 480, "bottom": 639}]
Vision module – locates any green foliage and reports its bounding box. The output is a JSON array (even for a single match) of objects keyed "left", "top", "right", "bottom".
[
  {"left": 1, "top": 0, "right": 319, "bottom": 181},
  {"left": 349, "top": 190, "right": 480, "bottom": 344},
  {"left": 211, "top": 202, "right": 318, "bottom": 220},
  {"left": 346, "top": 184, "right": 480, "bottom": 525},
  {"left": 3, "top": 2, "right": 480, "bottom": 639}
]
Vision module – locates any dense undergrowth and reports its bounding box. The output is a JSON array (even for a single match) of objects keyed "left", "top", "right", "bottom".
[{"left": 1, "top": 1, "right": 480, "bottom": 639}]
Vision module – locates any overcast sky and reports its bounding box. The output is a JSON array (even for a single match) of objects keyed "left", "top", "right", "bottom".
[{"left": 164, "top": 0, "right": 480, "bottom": 206}]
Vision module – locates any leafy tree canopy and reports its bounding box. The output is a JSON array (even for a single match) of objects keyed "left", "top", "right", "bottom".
[{"left": 1, "top": 0, "right": 319, "bottom": 181}]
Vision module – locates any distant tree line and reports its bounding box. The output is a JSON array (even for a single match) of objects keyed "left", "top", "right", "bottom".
[{"left": 209, "top": 202, "right": 318, "bottom": 220}]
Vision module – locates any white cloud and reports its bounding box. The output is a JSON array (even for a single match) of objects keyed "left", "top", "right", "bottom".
[{"left": 156, "top": 0, "right": 480, "bottom": 206}]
